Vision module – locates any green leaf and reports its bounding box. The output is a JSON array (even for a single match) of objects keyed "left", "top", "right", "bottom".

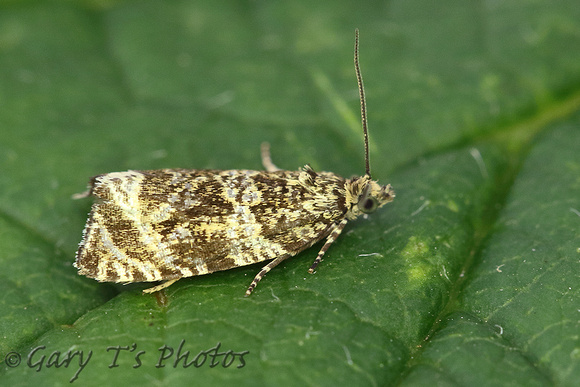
[{"left": 1, "top": 1, "right": 579, "bottom": 386}]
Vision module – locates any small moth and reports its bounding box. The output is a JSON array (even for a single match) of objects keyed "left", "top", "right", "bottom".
[{"left": 74, "top": 29, "right": 395, "bottom": 296}]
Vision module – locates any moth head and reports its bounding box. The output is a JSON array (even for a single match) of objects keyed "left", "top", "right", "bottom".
[{"left": 345, "top": 175, "right": 395, "bottom": 219}]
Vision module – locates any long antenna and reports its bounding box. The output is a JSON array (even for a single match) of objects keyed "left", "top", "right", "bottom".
[{"left": 354, "top": 29, "right": 371, "bottom": 177}]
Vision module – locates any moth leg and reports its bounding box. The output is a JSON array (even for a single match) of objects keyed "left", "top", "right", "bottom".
[
  {"left": 308, "top": 219, "right": 348, "bottom": 274},
  {"left": 245, "top": 255, "right": 288, "bottom": 296},
  {"left": 71, "top": 190, "right": 91, "bottom": 199},
  {"left": 142, "top": 279, "right": 179, "bottom": 294},
  {"left": 260, "top": 142, "right": 280, "bottom": 172}
]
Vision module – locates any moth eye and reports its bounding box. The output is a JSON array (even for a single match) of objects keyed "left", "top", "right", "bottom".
[
  {"left": 356, "top": 184, "right": 378, "bottom": 214},
  {"left": 358, "top": 196, "right": 379, "bottom": 214}
]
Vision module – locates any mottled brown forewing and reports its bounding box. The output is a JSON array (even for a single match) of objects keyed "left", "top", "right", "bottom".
[{"left": 75, "top": 169, "right": 347, "bottom": 284}]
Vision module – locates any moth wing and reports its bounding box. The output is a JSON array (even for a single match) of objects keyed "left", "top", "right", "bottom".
[{"left": 75, "top": 169, "right": 346, "bottom": 283}]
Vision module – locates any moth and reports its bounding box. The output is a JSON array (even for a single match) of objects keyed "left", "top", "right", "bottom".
[{"left": 74, "top": 29, "right": 395, "bottom": 296}]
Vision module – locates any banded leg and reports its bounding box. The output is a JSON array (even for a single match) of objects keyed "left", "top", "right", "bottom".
[
  {"left": 245, "top": 255, "right": 289, "bottom": 296},
  {"left": 260, "top": 142, "right": 280, "bottom": 172},
  {"left": 72, "top": 190, "right": 91, "bottom": 199},
  {"left": 308, "top": 219, "right": 348, "bottom": 273},
  {"left": 143, "top": 279, "right": 179, "bottom": 294}
]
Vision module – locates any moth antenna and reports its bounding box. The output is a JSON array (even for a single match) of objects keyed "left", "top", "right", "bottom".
[{"left": 354, "top": 28, "right": 371, "bottom": 178}]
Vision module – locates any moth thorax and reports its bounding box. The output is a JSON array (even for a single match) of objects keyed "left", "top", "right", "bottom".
[{"left": 297, "top": 165, "right": 319, "bottom": 191}]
